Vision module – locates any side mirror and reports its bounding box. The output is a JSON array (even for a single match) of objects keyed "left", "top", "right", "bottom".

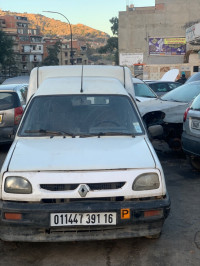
[{"left": 148, "top": 125, "right": 163, "bottom": 138}]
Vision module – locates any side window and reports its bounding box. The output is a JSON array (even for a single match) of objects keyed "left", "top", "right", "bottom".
[
  {"left": 157, "top": 83, "right": 168, "bottom": 92},
  {"left": 169, "top": 83, "right": 179, "bottom": 90}
]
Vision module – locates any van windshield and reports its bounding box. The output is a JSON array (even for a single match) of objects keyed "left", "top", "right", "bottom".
[{"left": 19, "top": 95, "right": 144, "bottom": 137}]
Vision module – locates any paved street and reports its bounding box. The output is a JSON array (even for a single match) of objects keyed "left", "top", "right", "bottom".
[{"left": 0, "top": 143, "right": 200, "bottom": 266}]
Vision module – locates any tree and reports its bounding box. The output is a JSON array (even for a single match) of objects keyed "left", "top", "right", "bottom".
[
  {"left": 0, "top": 30, "right": 17, "bottom": 76},
  {"left": 43, "top": 41, "right": 61, "bottom": 66},
  {"left": 109, "top": 17, "right": 118, "bottom": 36},
  {"left": 98, "top": 17, "right": 119, "bottom": 65}
]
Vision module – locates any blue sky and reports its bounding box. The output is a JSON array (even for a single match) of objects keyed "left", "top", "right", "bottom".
[{"left": 0, "top": 0, "right": 155, "bottom": 35}]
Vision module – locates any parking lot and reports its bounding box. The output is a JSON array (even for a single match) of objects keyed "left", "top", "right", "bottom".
[{"left": 0, "top": 142, "right": 199, "bottom": 266}]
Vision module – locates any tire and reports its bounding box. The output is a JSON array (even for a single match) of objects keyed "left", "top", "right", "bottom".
[
  {"left": 168, "top": 138, "right": 182, "bottom": 152},
  {"left": 190, "top": 156, "right": 200, "bottom": 171}
]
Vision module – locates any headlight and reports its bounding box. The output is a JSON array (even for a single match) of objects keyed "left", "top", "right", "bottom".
[
  {"left": 4, "top": 176, "right": 32, "bottom": 194},
  {"left": 132, "top": 173, "right": 160, "bottom": 191}
]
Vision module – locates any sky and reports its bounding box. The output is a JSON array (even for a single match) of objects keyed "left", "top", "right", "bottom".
[{"left": 0, "top": 0, "right": 155, "bottom": 35}]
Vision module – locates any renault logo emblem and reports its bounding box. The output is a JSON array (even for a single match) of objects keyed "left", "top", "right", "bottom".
[{"left": 78, "top": 184, "right": 90, "bottom": 197}]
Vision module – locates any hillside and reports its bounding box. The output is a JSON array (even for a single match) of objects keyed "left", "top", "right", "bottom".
[{"left": 0, "top": 10, "right": 110, "bottom": 41}]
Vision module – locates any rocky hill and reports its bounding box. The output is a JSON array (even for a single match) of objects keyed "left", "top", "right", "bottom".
[{"left": 0, "top": 10, "right": 110, "bottom": 42}]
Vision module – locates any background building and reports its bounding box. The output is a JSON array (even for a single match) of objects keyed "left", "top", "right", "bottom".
[
  {"left": 0, "top": 15, "right": 43, "bottom": 75},
  {"left": 0, "top": 14, "right": 89, "bottom": 80},
  {"left": 119, "top": 0, "right": 200, "bottom": 78}
]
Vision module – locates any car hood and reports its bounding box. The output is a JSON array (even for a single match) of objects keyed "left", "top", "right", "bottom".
[
  {"left": 136, "top": 96, "right": 157, "bottom": 102},
  {"left": 8, "top": 137, "right": 156, "bottom": 171},
  {"left": 138, "top": 99, "right": 188, "bottom": 123}
]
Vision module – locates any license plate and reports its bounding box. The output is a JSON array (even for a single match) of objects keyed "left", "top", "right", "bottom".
[
  {"left": 50, "top": 212, "right": 116, "bottom": 226},
  {"left": 191, "top": 119, "right": 200, "bottom": 130},
  {"left": 0, "top": 114, "right": 2, "bottom": 124}
]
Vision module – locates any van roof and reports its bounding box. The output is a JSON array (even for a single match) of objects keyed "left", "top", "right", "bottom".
[
  {"left": 34, "top": 77, "right": 129, "bottom": 97},
  {"left": 27, "top": 65, "right": 134, "bottom": 101}
]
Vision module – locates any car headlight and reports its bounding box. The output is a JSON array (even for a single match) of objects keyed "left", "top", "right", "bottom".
[
  {"left": 132, "top": 173, "right": 160, "bottom": 191},
  {"left": 4, "top": 176, "right": 32, "bottom": 194}
]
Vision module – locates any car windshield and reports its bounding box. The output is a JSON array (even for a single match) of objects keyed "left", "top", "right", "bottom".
[
  {"left": 134, "top": 83, "right": 157, "bottom": 98},
  {"left": 160, "top": 82, "right": 200, "bottom": 103},
  {"left": 19, "top": 95, "right": 144, "bottom": 137},
  {"left": 191, "top": 93, "right": 200, "bottom": 110}
]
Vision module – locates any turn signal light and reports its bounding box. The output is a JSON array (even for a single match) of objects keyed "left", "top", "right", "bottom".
[
  {"left": 144, "top": 210, "right": 162, "bottom": 217},
  {"left": 4, "top": 213, "right": 22, "bottom": 220}
]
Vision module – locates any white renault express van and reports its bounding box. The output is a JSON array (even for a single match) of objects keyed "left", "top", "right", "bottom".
[{"left": 0, "top": 65, "right": 170, "bottom": 241}]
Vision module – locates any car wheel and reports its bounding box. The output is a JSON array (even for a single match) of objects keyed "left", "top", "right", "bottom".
[{"left": 190, "top": 156, "right": 200, "bottom": 171}]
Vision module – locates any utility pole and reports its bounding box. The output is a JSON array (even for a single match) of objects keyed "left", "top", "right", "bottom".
[{"left": 43, "top": 11, "right": 73, "bottom": 65}]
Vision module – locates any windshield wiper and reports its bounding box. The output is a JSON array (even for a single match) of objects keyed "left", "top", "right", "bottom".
[
  {"left": 24, "top": 129, "right": 75, "bottom": 137},
  {"left": 79, "top": 132, "right": 135, "bottom": 138},
  {"left": 141, "top": 95, "right": 155, "bottom": 98}
]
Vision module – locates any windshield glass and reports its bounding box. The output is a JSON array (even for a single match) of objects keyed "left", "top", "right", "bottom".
[
  {"left": 134, "top": 83, "right": 157, "bottom": 98},
  {"left": 191, "top": 93, "right": 200, "bottom": 110},
  {"left": 19, "top": 95, "right": 144, "bottom": 137},
  {"left": 161, "top": 82, "right": 200, "bottom": 102}
]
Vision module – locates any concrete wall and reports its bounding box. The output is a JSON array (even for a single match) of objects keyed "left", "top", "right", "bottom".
[{"left": 119, "top": 0, "right": 200, "bottom": 65}]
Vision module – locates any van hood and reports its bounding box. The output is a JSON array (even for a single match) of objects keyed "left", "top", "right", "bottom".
[{"left": 8, "top": 137, "right": 156, "bottom": 171}]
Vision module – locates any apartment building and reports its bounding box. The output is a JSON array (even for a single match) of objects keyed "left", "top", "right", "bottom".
[
  {"left": 0, "top": 15, "right": 43, "bottom": 75},
  {"left": 0, "top": 14, "right": 89, "bottom": 78},
  {"left": 59, "top": 39, "right": 88, "bottom": 65}
]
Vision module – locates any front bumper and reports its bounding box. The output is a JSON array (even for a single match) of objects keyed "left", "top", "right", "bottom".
[{"left": 0, "top": 195, "right": 170, "bottom": 242}]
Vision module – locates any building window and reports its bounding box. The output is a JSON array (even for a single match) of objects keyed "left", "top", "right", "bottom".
[
  {"left": 22, "top": 55, "right": 26, "bottom": 62},
  {"left": 17, "top": 29, "right": 23, "bottom": 34},
  {"left": 77, "top": 58, "right": 82, "bottom": 64},
  {"left": 65, "top": 60, "right": 68, "bottom": 65},
  {"left": 65, "top": 52, "right": 68, "bottom": 57}
]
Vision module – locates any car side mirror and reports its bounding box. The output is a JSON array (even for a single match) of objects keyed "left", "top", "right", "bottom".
[{"left": 148, "top": 125, "right": 163, "bottom": 138}]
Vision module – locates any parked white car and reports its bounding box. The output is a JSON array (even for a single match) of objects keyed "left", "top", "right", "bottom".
[
  {"left": 138, "top": 81, "right": 200, "bottom": 150},
  {"left": 0, "top": 66, "right": 170, "bottom": 242}
]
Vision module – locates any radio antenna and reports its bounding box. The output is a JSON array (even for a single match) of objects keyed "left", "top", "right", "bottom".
[{"left": 80, "top": 65, "right": 83, "bottom": 93}]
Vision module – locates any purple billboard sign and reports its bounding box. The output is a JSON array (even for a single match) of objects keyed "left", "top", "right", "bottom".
[{"left": 149, "top": 37, "right": 186, "bottom": 56}]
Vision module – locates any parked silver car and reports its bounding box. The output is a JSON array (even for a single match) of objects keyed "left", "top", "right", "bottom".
[
  {"left": 182, "top": 93, "right": 200, "bottom": 170},
  {"left": 0, "top": 84, "right": 28, "bottom": 144}
]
